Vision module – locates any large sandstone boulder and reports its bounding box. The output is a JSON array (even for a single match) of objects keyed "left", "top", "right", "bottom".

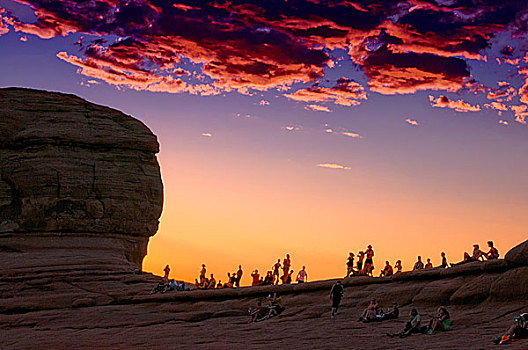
[
  {"left": 0, "top": 87, "right": 163, "bottom": 269},
  {"left": 505, "top": 239, "right": 528, "bottom": 267}
]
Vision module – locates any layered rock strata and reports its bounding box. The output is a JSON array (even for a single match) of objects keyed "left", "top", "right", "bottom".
[{"left": 0, "top": 88, "right": 163, "bottom": 272}]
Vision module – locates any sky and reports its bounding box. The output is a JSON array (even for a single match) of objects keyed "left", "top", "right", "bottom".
[{"left": 0, "top": 0, "right": 527, "bottom": 285}]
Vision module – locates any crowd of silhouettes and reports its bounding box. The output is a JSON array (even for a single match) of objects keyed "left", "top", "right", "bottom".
[{"left": 155, "top": 240, "right": 500, "bottom": 292}]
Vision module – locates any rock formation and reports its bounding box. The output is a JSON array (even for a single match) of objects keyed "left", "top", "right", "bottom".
[
  {"left": 0, "top": 87, "right": 163, "bottom": 271},
  {"left": 0, "top": 87, "right": 526, "bottom": 349}
]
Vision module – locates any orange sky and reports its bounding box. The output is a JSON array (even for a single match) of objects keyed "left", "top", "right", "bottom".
[{"left": 143, "top": 129, "right": 528, "bottom": 286}]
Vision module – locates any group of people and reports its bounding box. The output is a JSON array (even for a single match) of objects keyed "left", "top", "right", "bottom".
[
  {"left": 193, "top": 264, "right": 245, "bottom": 289},
  {"left": 249, "top": 293, "right": 285, "bottom": 322},
  {"left": 191, "top": 255, "right": 309, "bottom": 289},
  {"left": 346, "top": 244, "right": 376, "bottom": 277},
  {"left": 344, "top": 241, "right": 500, "bottom": 279}
]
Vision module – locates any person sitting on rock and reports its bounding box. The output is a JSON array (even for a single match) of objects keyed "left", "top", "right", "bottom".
[
  {"left": 439, "top": 252, "right": 448, "bottom": 268},
  {"left": 424, "top": 306, "right": 451, "bottom": 335},
  {"left": 485, "top": 241, "right": 499, "bottom": 260},
  {"left": 413, "top": 256, "right": 424, "bottom": 270},
  {"left": 216, "top": 280, "right": 222, "bottom": 288},
  {"left": 425, "top": 258, "right": 433, "bottom": 269},
  {"left": 229, "top": 271, "right": 238, "bottom": 286},
  {"left": 359, "top": 298, "right": 380, "bottom": 322},
  {"left": 249, "top": 301, "right": 269, "bottom": 323},
  {"left": 207, "top": 274, "right": 216, "bottom": 289},
  {"left": 259, "top": 276, "right": 264, "bottom": 285},
  {"left": 379, "top": 302, "right": 399, "bottom": 321},
  {"left": 394, "top": 260, "right": 403, "bottom": 273},
  {"left": 388, "top": 308, "right": 421, "bottom": 338},
  {"left": 380, "top": 261, "right": 393, "bottom": 277},
  {"left": 223, "top": 273, "right": 233, "bottom": 288},
  {"left": 472, "top": 244, "right": 485, "bottom": 261},
  {"left": 357, "top": 251, "right": 365, "bottom": 274},
  {"left": 267, "top": 293, "right": 285, "bottom": 317},
  {"left": 150, "top": 281, "right": 167, "bottom": 294},
  {"left": 451, "top": 252, "right": 472, "bottom": 266},
  {"left": 251, "top": 269, "right": 260, "bottom": 286},
  {"left": 493, "top": 313, "right": 528, "bottom": 344},
  {"left": 263, "top": 271, "right": 274, "bottom": 285},
  {"left": 346, "top": 252, "right": 355, "bottom": 277}
]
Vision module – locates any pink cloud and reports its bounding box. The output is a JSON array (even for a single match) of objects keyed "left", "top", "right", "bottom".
[
  {"left": 405, "top": 118, "right": 419, "bottom": 126},
  {"left": 286, "top": 78, "right": 366, "bottom": 106},
  {"left": 429, "top": 95, "right": 481, "bottom": 112}
]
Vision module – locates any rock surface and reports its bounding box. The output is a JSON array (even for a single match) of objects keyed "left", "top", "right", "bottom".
[
  {"left": 0, "top": 87, "right": 163, "bottom": 270},
  {"left": 0, "top": 88, "right": 526, "bottom": 349}
]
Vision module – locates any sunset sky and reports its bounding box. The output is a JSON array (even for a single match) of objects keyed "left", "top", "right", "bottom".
[{"left": 1, "top": 0, "right": 527, "bottom": 285}]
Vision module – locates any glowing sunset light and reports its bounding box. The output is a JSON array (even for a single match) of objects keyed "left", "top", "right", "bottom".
[{"left": 0, "top": 0, "right": 527, "bottom": 285}]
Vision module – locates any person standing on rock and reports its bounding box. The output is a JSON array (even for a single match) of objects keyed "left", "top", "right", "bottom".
[
  {"left": 364, "top": 245, "right": 374, "bottom": 276},
  {"left": 346, "top": 252, "right": 355, "bottom": 277},
  {"left": 236, "top": 265, "right": 243, "bottom": 287},
  {"left": 251, "top": 269, "right": 260, "bottom": 286},
  {"left": 200, "top": 264, "right": 207, "bottom": 284},
  {"left": 282, "top": 254, "right": 291, "bottom": 283},
  {"left": 357, "top": 251, "right": 365, "bottom": 274},
  {"left": 272, "top": 259, "right": 282, "bottom": 285},
  {"left": 330, "top": 280, "right": 344, "bottom": 319},
  {"left": 413, "top": 256, "right": 424, "bottom": 270},
  {"left": 163, "top": 264, "right": 170, "bottom": 280},
  {"left": 297, "top": 266, "right": 308, "bottom": 283}
]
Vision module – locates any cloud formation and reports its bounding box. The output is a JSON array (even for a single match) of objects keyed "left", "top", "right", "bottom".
[
  {"left": 1, "top": 0, "right": 528, "bottom": 115},
  {"left": 429, "top": 95, "right": 481, "bottom": 112},
  {"left": 286, "top": 78, "right": 366, "bottom": 107},
  {"left": 405, "top": 118, "right": 419, "bottom": 126},
  {"left": 317, "top": 163, "right": 351, "bottom": 170},
  {"left": 305, "top": 104, "right": 331, "bottom": 112}
]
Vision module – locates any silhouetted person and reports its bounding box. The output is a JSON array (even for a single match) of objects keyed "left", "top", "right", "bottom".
[
  {"left": 364, "top": 245, "right": 374, "bottom": 276},
  {"left": 330, "top": 280, "right": 344, "bottom": 319},
  {"left": 251, "top": 269, "right": 260, "bottom": 286},
  {"left": 413, "top": 256, "right": 424, "bottom": 270},
  {"left": 472, "top": 244, "right": 484, "bottom": 261},
  {"left": 395, "top": 260, "right": 402, "bottom": 273},
  {"left": 380, "top": 261, "right": 393, "bottom": 277},
  {"left": 285, "top": 270, "right": 293, "bottom": 284},
  {"left": 439, "top": 252, "right": 448, "bottom": 268},
  {"left": 297, "top": 266, "right": 307, "bottom": 283},
  {"left": 451, "top": 252, "right": 472, "bottom": 266},
  {"left": 486, "top": 241, "right": 499, "bottom": 259},
  {"left": 346, "top": 252, "right": 355, "bottom": 277},
  {"left": 200, "top": 264, "right": 206, "bottom": 284},
  {"left": 357, "top": 251, "right": 365, "bottom": 274},
  {"left": 425, "top": 258, "right": 433, "bottom": 269},
  {"left": 282, "top": 254, "right": 291, "bottom": 281},
  {"left": 388, "top": 308, "right": 421, "bottom": 338},
  {"left": 272, "top": 259, "right": 281, "bottom": 285},
  {"left": 207, "top": 274, "right": 216, "bottom": 289},
  {"left": 236, "top": 265, "right": 243, "bottom": 287},
  {"left": 163, "top": 264, "right": 170, "bottom": 280}
]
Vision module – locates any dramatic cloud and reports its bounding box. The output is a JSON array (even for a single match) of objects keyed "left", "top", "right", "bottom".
[
  {"left": 305, "top": 104, "right": 331, "bottom": 112},
  {"left": 405, "top": 118, "right": 419, "bottom": 126},
  {"left": 285, "top": 78, "right": 367, "bottom": 106},
  {"left": 2, "top": 0, "right": 528, "bottom": 106},
  {"left": 429, "top": 95, "right": 481, "bottom": 112},
  {"left": 317, "top": 163, "right": 351, "bottom": 170}
]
